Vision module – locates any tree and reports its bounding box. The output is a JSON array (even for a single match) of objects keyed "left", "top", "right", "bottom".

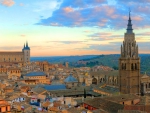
[{"left": 84, "top": 88, "right": 86, "bottom": 98}]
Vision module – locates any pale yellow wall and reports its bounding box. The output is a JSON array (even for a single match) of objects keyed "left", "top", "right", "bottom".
[
  {"left": 0, "top": 52, "right": 24, "bottom": 62},
  {"left": 0, "top": 68, "right": 7, "bottom": 73},
  {"left": 24, "top": 76, "right": 49, "bottom": 84},
  {"left": 26, "top": 76, "right": 46, "bottom": 79},
  {"left": 8, "top": 69, "right": 21, "bottom": 79}
]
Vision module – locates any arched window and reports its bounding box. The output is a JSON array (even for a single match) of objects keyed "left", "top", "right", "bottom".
[
  {"left": 135, "top": 63, "right": 137, "bottom": 70},
  {"left": 131, "top": 63, "right": 134, "bottom": 70},
  {"left": 124, "top": 63, "right": 126, "bottom": 70},
  {"left": 122, "top": 63, "right": 124, "bottom": 70},
  {"left": 92, "top": 78, "right": 97, "bottom": 85},
  {"left": 103, "top": 78, "right": 105, "bottom": 82}
]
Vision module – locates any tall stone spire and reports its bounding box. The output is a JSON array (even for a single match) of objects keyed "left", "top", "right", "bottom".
[
  {"left": 126, "top": 10, "right": 133, "bottom": 33},
  {"left": 119, "top": 10, "right": 140, "bottom": 95}
]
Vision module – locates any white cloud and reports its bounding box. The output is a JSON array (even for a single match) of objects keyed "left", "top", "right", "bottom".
[
  {"left": 34, "top": 0, "right": 62, "bottom": 12},
  {"left": 0, "top": 0, "right": 15, "bottom": 7},
  {"left": 33, "top": 0, "right": 62, "bottom": 18}
]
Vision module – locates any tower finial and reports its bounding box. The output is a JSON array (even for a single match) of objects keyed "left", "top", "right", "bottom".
[
  {"left": 26, "top": 41, "right": 28, "bottom": 47},
  {"left": 129, "top": 8, "right": 131, "bottom": 20},
  {"left": 126, "top": 8, "right": 133, "bottom": 33}
]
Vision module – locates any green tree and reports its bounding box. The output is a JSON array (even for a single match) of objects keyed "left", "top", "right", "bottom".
[{"left": 84, "top": 88, "right": 86, "bottom": 98}]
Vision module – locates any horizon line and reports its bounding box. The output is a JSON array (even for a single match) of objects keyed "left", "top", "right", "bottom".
[{"left": 31, "top": 53, "right": 150, "bottom": 57}]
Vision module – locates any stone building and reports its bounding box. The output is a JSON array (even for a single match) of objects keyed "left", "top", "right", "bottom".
[
  {"left": 0, "top": 42, "right": 30, "bottom": 65},
  {"left": 23, "top": 71, "right": 50, "bottom": 84},
  {"left": 0, "top": 98, "right": 11, "bottom": 113},
  {"left": 7, "top": 68, "right": 21, "bottom": 80},
  {"left": 64, "top": 74, "right": 78, "bottom": 88},
  {"left": 78, "top": 70, "right": 119, "bottom": 87},
  {"left": 119, "top": 11, "right": 140, "bottom": 94},
  {"left": 141, "top": 73, "right": 150, "bottom": 95}
]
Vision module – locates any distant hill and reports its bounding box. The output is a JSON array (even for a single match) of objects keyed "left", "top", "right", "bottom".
[
  {"left": 31, "top": 54, "right": 150, "bottom": 74},
  {"left": 75, "top": 54, "right": 150, "bottom": 74},
  {"left": 31, "top": 55, "right": 98, "bottom": 63}
]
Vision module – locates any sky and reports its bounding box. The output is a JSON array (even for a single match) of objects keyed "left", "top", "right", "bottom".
[{"left": 0, "top": 0, "right": 150, "bottom": 56}]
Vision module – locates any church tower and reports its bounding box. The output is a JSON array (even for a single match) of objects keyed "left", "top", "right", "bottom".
[
  {"left": 119, "top": 11, "right": 140, "bottom": 94},
  {"left": 22, "top": 41, "right": 30, "bottom": 62}
]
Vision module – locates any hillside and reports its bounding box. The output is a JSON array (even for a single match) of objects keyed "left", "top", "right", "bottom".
[
  {"left": 31, "top": 54, "right": 150, "bottom": 74},
  {"left": 74, "top": 54, "right": 150, "bottom": 74},
  {"left": 31, "top": 55, "right": 97, "bottom": 63}
]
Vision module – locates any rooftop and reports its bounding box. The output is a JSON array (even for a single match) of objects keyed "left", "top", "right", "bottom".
[
  {"left": 25, "top": 71, "right": 46, "bottom": 76},
  {"left": 64, "top": 75, "right": 78, "bottom": 82},
  {"left": 44, "top": 84, "right": 66, "bottom": 91}
]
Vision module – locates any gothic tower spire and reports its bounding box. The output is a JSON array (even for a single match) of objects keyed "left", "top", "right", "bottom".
[
  {"left": 126, "top": 10, "right": 133, "bottom": 33},
  {"left": 119, "top": 10, "right": 140, "bottom": 95}
]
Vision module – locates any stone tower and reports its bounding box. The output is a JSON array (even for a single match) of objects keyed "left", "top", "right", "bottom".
[
  {"left": 22, "top": 41, "right": 30, "bottom": 62},
  {"left": 119, "top": 11, "right": 140, "bottom": 94}
]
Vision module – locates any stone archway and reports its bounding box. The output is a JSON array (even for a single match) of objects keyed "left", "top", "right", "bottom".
[{"left": 92, "top": 78, "right": 97, "bottom": 85}]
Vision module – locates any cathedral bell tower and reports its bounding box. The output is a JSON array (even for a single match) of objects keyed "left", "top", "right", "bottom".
[{"left": 119, "top": 11, "right": 140, "bottom": 94}]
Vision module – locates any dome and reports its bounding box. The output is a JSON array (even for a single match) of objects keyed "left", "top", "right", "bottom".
[{"left": 64, "top": 75, "right": 78, "bottom": 82}]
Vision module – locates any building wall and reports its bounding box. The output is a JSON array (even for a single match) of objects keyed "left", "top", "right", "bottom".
[
  {"left": 0, "top": 68, "right": 7, "bottom": 73},
  {"left": 0, "top": 99, "right": 11, "bottom": 113},
  {"left": 24, "top": 75, "right": 46, "bottom": 80},
  {"left": 8, "top": 68, "right": 21, "bottom": 79},
  {"left": 119, "top": 58, "right": 140, "bottom": 94},
  {"left": 0, "top": 52, "right": 24, "bottom": 63},
  {"left": 65, "top": 82, "right": 78, "bottom": 88},
  {"left": 23, "top": 50, "right": 30, "bottom": 62},
  {"left": 24, "top": 76, "right": 49, "bottom": 84}
]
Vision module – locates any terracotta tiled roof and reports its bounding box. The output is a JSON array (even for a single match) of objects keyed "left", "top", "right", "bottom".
[
  {"left": 42, "top": 101, "right": 51, "bottom": 107},
  {"left": 53, "top": 101, "right": 61, "bottom": 107},
  {"left": 84, "top": 97, "right": 124, "bottom": 113},
  {"left": 49, "top": 107, "right": 59, "bottom": 111}
]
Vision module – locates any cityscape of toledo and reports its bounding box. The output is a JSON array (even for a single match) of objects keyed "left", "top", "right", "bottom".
[{"left": 1, "top": 0, "right": 150, "bottom": 113}]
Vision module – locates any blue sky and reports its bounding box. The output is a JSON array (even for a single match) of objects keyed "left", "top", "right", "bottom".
[{"left": 0, "top": 0, "right": 150, "bottom": 56}]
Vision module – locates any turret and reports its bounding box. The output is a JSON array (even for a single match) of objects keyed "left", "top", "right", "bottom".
[{"left": 22, "top": 41, "right": 30, "bottom": 62}]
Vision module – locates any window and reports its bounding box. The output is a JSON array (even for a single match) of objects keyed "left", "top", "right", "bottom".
[
  {"left": 132, "top": 100, "right": 134, "bottom": 104},
  {"left": 122, "top": 63, "right": 124, "bottom": 70},
  {"left": 131, "top": 63, "right": 134, "bottom": 70},
  {"left": 135, "top": 63, "right": 137, "bottom": 70}
]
